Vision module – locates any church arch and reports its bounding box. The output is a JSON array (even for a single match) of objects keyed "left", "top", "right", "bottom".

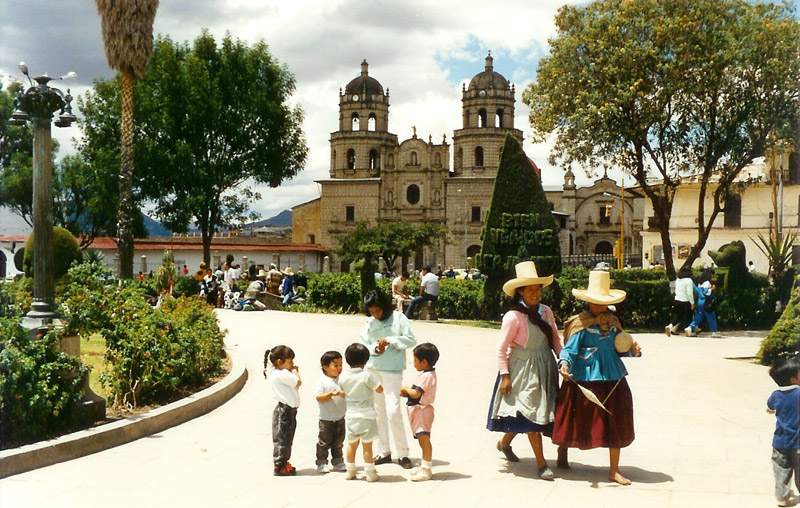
[
  {"left": 346, "top": 148, "right": 356, "bottom": 170},
  {"left": 407, "top": 184, "right": 420, "bottom": 205},
  {"left": 351, "top": 113, "right": 359, "bottom": 131},
  {"left": 595, "top": 241, "right": 613, "bottom": 255},
  {"left": 368, "top": 113, "right": 376, "bottom": 132},
  {"left": 496, "top": 108, "right": 504, "bottom": 128},
  {"left": 369, "top": 149, "right": 379, "bottom": 170},
  {"left": 478, "top": 108, "right": 487, "bottom": 128},
  {"left": 474, "top": 146, "right": 484, "bottom": 167}
]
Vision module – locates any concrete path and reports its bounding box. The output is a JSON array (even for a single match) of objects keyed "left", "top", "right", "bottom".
[{"left": 0, "top": 310, "right": 789, "bottom": 508}]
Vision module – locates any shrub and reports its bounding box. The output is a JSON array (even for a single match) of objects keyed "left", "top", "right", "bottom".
[
  {"left": 13, "top": 248, "right": 24, "bottom": 272},
  {"left": 758, "top": 279, "right": 800, "bottom": 366},
  {"left": 59, "top": 262, "right": 226, "bottom": 408},
  {"left": 173, "top": 275, "right": 200, "bottom": 299},
  {"left": 22, "top": 227, "right": 82, "bottom": 279},
  {"left": 306, "top": 272, "right": 363, "bottom": 312},
  {"left": 0, "top": 321, "right": 89, "bottom": 448},
  {"left": 437, "top": 279, "right": 484, "bottom": 320},
  {"left": 0, "top": 278, "right": 32, "bottom": 318}
]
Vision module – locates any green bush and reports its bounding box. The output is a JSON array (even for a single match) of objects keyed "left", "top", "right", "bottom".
[
  {"left": 13, "top": 248, "right": 24, "bottom": 272},
  {"left": 306, "top": 272, "right": 363, "bottom": 312},
  {"left": 59, "top": 262, "right": 226, "bottom": 408},
  {"left": 22, "top": 227, "right": 82, "bottom": 279},
  {"left": 173, "top": 275, "right": 200, "bottom": 299},
  {"left": 0, "top": 278, "right": 32, "bottom": 318},
  {"left": 758, "top": 279, "right": 800, "bottom": 366},
  {"left": 0, "top": 321, "right": 89, "bottom": 448}
]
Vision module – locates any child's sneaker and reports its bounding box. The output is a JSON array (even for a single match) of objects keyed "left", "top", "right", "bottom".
[
  {"left": 411, "top": 467, "right": 432, "bottom": 482},
  {"left": 684, "top": 327, "right": 693, "bottom": 337},
  {"left": 274, "top": 462, "right": 296, "bottom": 476},
  {"left": 316, "top": 464, "right": 330, "bottom": 474},
  {"left": 364, "top": 467, "right": 380, "bottom": 482},
  {"left": 332, "top": 462, "right": 347, "bottom": 472}
]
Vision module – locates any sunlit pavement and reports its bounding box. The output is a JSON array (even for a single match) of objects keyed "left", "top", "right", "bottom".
[{"left": 0, "top": 310, "right": 784, "bottom": 508}]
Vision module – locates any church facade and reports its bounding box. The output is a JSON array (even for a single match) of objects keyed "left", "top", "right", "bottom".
[{"left": 293, "top": 55, "right": 524, "bottom": 272}]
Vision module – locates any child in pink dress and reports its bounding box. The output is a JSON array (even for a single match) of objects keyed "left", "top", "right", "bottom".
[{"left": 401, "top": 342, "right": 439, "bottom": 481}]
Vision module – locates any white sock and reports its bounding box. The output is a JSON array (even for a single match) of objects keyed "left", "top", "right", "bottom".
[
  {"left": 345, "top": 462, "right": 356, "bottom": 471},
  {"left": 364, "top": 462, "right": 375, "bottom": 471},
  {"left": 421, "top": 460, "right": 432, "bottom": 470}
]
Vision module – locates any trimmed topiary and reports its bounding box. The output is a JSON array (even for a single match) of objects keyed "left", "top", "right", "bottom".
[
  {"left": 22, "top": 227, "right": 82, "bottom": 279},
  {"left": 476, "top": 133, "right": 561, "bottom": 318},
  {"left": 758, "top": 278, "right": 800, "bottom": 366},
  {"left": 13, "top": 248, "right": 24, "bottom": 272}
]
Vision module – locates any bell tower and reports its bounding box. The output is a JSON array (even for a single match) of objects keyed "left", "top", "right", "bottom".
[{"left": 330, "top": 60, "right": 398, "bottom": 178}]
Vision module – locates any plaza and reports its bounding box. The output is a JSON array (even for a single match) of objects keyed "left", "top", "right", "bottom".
[{"left": 0, "top": 310, "right": 783, "bottom": 508}]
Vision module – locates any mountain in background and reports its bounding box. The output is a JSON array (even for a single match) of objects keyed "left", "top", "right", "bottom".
[
  {"left": 144, "top": 209, "right": 292, "bottom": 236},
  {"left": 246, "top": 210, "right": 292, "bottom": 228},
  {"left": 142, "top": 214, "right": 172, "bottom": 237}
]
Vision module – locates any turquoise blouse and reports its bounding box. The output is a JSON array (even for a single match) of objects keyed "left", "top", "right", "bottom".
[{"left": 557, "top": 325, "right": 628, "bottom": 382}]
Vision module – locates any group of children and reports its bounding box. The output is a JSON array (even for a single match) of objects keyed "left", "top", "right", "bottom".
[{"left": 264, "top": 341, "right": 439, "bottom": 482}]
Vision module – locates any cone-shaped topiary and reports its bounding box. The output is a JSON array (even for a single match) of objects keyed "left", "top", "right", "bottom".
[
  {"left": 477, "top": 133, "right": 561, "bottom": 318},
  {"left": 22, "top": 227, "right": 82, "bottom": 279}
]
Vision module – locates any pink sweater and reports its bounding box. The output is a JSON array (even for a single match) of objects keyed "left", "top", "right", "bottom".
[{"left": 496, "top": 305, "right": 562, "bottom": 375}]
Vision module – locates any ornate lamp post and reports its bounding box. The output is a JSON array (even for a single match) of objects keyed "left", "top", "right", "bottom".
[{"left": 9, "top": 62, "right": 78, "bottom": 328}]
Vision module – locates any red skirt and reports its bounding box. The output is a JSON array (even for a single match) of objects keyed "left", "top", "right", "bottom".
[{"left": 552, "top": 378, "right": 634, "bottom": 450}]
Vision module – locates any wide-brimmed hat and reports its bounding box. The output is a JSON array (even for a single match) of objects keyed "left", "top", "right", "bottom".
[
  {"left": 200, "top": 262, "right": 207, "bottom": 268},
  {"left": 572, "top": 270, "right": 626, "bottom": 305},
  {"left": 257, "top": 269, "right": 267, "bottom": 278},
  {"left": 284, "top": 267, "right": 293, "bottom": 275},
  {"left": 502, "top": 261, "right": 554, "bottom": 297}
]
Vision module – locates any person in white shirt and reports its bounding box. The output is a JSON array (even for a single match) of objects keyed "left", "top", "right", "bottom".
[
  {"left": 391, "top": 272, "right": 410, "bottom": 312},
  {"left": 665, "top": 266, "right": 695, "bottom": 336},
  {"left": 405, "top": 266, "right": 439, "bottom": 319}
]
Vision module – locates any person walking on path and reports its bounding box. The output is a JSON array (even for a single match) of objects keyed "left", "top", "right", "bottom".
[
  {"left": 553, "top": 270, "right": 641, "bottom": 486},
  {"left": 264, "top": 345, "right": 301, "bottom": 477},
  {"left": 359, "top": 289, "right": 417, "bottom": 469},
  {"left": 766, "top": 357, "right": 800, "bottom": 507},
  {"left": 487, "top": 261, "right": 562, "bottom": 481},
  {"left": 686, "top": 270, "right": 721, "bottom": 338},
  {"left": 405, "top": 266, "right": 439, "bottom": 319},
  {"left": 665, "top": 265, "right": 695, "bottom": 337}
]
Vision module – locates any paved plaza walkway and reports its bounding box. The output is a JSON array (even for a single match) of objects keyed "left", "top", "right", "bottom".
[{"left": 0, "top": 310, "right": 789, "bottom": 508}]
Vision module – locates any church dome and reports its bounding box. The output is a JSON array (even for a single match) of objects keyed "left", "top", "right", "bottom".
[
  {"left": 345, "top": 60, "right": 384, "bottom": 96},
  {"left": 468, "top": 52, "right": 509, "bottom": 91}
]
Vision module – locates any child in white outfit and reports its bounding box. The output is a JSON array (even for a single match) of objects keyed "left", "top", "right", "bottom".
[{"left": 338, "top": 343, "right": 384, "bottom": 482}]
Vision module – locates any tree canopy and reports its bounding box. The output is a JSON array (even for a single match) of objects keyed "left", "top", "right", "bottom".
[
  {"left": 524, "top": 0, "right": 800, "bottom": 279},
  {"left": 80, "top": 31, "right": 308, "bottom": 265},
  {"left": 336, "top": 221, "right": 448, "bottom": 296}
]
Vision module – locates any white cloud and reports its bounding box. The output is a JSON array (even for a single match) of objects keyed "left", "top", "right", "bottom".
[{"left": 1, "top": 0, "right": 595, "bottom": 222}]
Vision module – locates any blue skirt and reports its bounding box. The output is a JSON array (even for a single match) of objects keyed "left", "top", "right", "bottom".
[{"left": 486, "top": 374, "right": 554, "bottom": 435}]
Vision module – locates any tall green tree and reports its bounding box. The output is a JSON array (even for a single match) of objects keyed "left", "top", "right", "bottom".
[
  {"left": 95, "top": 0, "right": 159, "bottom": 279},
  {"left": 336, "top": 221, "right": 448, "bottom": 296},
  {"left": 81, "top": 32, "right": 308, "bottom": 265},
  {"left": 524, "top": 0, "right": 800, "bottom": 280},
  {"left": 476, "top": 134, "right": 561, "bottom": 318}
]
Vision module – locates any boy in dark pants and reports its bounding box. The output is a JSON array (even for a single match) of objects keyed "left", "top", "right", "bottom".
[
  {"left": 767, "top": 358, "right": 800, "bottom": 506},
  {"left": 315, "top": 351, "right": 347, "bottom": 473}
]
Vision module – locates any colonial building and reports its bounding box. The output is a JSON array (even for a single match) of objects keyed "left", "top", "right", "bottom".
[{"left": 293, "top": 54, "right": 525, "bottom": 272}]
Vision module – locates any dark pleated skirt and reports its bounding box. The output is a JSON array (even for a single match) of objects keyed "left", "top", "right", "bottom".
[
  {"left": 486, "top": 373, "right": 554, "bottom": 435},
  {"left": 551, "top": 378, "right": 634, "bottom": 450}
]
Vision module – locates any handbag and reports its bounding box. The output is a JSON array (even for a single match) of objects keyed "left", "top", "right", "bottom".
[{"left": 703, "top": 291, "right": 715, "bottom": 312}]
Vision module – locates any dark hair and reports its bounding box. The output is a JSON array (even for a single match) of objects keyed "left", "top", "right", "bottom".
[
  {"left": 414, "top": 342, "right": 440, "bottom": 367},
  {"left": 363, "top": 289, "right": 393, "bottom": 321},
  {"left": 345, "top": 343, "right": 370, "bottom": 367},
  {"left": 401, "top": 271, "right": 409, "bottom": 278},
  {"left": 769, "top": 357, "right": 800, "bottom": 387},
  {"left": 677, "top": 265, "right": 693, "bottom": 279},
  {"left": 320, "top": 350, "right": 342, "bottom": 372},
  {"left": 511, "top": 286, "right": 553, "bottom": 340},
  {"left": 264, "top": 345, "right": 294, "bottom": 369},
  {"left": 423, "top": 265, "right": 432, "bottom": 273}
]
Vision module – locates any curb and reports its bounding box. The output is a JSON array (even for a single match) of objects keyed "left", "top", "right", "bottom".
[{"left": 0, "top": 358, "right": 248, "bottom": 479}]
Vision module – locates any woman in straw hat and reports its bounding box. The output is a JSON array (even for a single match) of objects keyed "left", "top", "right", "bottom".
[
  {"left": 487, "top": 261, "right": 562, "bottom": 480},
  {"left": 553, "top": 270, "right": 641, "bottom": 485}
]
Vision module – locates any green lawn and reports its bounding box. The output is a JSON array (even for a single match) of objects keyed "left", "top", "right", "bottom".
[{"left": 80, "top": 334, "right": 110, "bottom": 399}]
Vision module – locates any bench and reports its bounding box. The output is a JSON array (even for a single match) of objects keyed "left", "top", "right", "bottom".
[{"left": 419, "top": 300, "right": 438, "bottom": 321}]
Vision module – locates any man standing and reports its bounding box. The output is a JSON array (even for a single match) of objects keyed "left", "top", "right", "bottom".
[
  {"left": 392, "top": 271, "right": 410, "bottom": 312},
  {"left": 405, "top": 266, "right": 439, "bottom": 319},
  {"left": 267, "top": 263, "right": 283, "bottom": 295}
]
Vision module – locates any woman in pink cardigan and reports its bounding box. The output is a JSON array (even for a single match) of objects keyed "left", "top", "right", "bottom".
[{"left": 487, "top": 261, "right": 562, "bottom": 480}]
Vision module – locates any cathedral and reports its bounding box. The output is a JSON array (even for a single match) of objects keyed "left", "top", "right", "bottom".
[{"left": 292, "top": 54, "right": 527, "bottom": 272}]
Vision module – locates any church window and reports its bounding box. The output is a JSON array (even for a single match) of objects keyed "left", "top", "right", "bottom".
[
  {"left": 347, "top": 149, "right": 356, "bottom": 170},
  {"left": 346, "top": 206, "right": 355, "bottom": 222},
  {"left": 387, "top": 190, "right": 394, "bottom": 205},
  {"left": 368, "top": 113, "right": 377, "bottom": 132},
  {"left": 474, "top": 146, "right": 484, "bottom": 167},
  {"left": 411, "top": 151, "right": 418, "bottom": 166},
  {"left": 351, "top": 113, "right": 359, "bottom": 131},
  {"left": 407, "top": 184, "right": 420, "bottom": 205},
  {"left": 388, "top": 154, "right": 394, "bottom": 167},
  {"left": 456, "top": 148, "right": 463, "bottom": 169},
  {"left": 723, "top": 194, "right": 741, "bottom": 228},
  {"left": 435, "top": 153, "right": 441, "bottom": 166},
  {"left": 471, "top": 206, "right": 481, "bottom": 223},
  {"left": 307, "top": 234, "right": 315, "bottom": 244},
  {"left": 478, "top": 108, "right": 487, "bottom": 128},
  {"left": 496, "top": 109, "right": 504, "bottom": 128},
  {"left": 369, "top": 149, "right": 379, "bottom": 170},
  {"left": 599, "top": 204, "right": 611, "bottom": 225}
]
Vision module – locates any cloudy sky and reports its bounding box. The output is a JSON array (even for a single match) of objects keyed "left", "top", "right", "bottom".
[{"left": 1, "top": 0, "right": 612, "bottom": 228}]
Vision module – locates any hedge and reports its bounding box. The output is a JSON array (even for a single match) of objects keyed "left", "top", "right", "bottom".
[{"left": 758, "top": 278, "right": 800, "bottom": 366}]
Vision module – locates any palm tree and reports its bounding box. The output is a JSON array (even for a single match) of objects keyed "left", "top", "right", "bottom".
[{"left": 95, "top": 0, "right": 159, "bottom": 278}]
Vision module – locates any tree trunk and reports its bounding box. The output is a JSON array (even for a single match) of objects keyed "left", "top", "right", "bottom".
[
  {"left": 116, "top": 70, "right": 135, "bottom": 279},
  {"left": 202, "top": 228, "right": 213, "bottom": 269}
]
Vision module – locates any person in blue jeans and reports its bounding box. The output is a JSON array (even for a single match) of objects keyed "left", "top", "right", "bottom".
[
  {"left": 767, "top": 358, "right": 800, "bottom": 506},
  {"left": 405, "top": 266, "right": 439, "bottom": 319},
  {"left": 686, "top": 270, "right": 720, "bottom": 337}
]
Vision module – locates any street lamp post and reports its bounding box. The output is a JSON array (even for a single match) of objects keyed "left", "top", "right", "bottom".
[
  {"left": 9, "top": 62, "right": 78, "bottom": 328},
  {"left": 458, "top": 188, "right": 467, "bottom": 267}
]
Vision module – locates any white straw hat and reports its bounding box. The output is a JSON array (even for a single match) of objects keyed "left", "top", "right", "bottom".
[
  {"left": 571, "top": 270, "right": 626, "bottom": 305},
  {"left": 502, "top": 261, "right": 554, "bottom": 297}
]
